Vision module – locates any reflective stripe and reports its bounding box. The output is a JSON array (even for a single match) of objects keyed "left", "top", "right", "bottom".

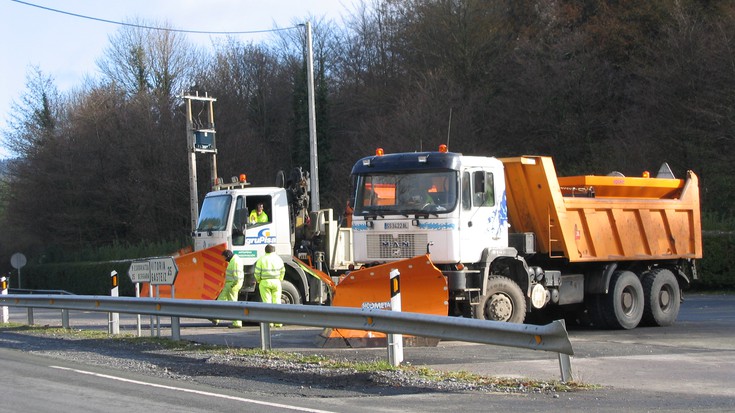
[
  {"left": 254, "top": 253, "right": 285, "bottom": 280},
  {"left": 226, "top": 256, "right": 244, "bottom": 283}
]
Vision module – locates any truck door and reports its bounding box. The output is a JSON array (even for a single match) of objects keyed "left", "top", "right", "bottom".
[
  {"left": 232, "top": 195, "right": 248, "bottom": 246},
  {"left": 458, "top": 169, "right": 507, "bottom": 262}
]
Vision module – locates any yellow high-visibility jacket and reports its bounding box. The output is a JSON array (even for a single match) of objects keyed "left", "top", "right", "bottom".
[{"left": 254, "top": 252, "right": 285, "bottom": 282}]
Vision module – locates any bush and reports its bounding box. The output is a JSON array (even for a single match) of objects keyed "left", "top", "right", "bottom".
[{"left": 694, "top": 231, "right": 735, "bottom": 290}]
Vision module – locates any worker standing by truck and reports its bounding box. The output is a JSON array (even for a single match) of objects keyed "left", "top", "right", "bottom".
[
  {"left": 255, "top": 244, "right": 286, "bottom": 327},
  {"left": 211, "top": 249, "right": 244, "bottom": 328}
]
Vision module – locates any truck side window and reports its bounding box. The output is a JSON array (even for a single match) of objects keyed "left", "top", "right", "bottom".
[
  {"left": 484, "top": 172, "right": 495, "bottom": 206},
  {"left": 247, "top": 196, "right": 272, "bottom": 226},
  {"left": 232, "top": 196, "right": 246, "bottom": 245},
  {"left": 462, "top": 172, "right": 471, "bottom": 210},
  {"left": 473, "top": 171, "right": 495, "bottom": 207}
]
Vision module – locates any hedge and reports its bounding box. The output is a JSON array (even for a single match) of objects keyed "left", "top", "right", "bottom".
[{"left": 13, "top": 260, "right": 136, "bottom": 296}]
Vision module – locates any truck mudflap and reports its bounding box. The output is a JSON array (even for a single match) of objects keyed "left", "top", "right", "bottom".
[
  {"left": 142, "top": 243, "right": 228, "bottom": 300},
  {"left": 317, "top": 255, "right": 448, "bottom": 348}
]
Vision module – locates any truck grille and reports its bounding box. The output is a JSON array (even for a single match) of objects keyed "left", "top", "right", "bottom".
[{"left": 366, "top": 233, "right": 428, "bottom": 259}]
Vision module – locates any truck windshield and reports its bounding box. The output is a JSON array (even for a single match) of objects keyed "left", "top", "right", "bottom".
[
  {"left": 354, "top": 171, "right": 457, "bottom": 215},
  {"left": 196, "top": 195, "right": 231, "bottom": 231}
]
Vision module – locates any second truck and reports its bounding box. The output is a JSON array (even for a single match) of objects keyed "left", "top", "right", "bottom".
[{"left": 180, "top": 145, "right": 701, "bottom": 330}]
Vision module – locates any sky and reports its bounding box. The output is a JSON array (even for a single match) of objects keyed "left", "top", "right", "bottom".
[{"left": 0, "top": 0, "right": 356, "bottom": 159}]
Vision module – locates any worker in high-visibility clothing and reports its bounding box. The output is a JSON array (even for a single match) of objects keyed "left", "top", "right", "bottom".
[
  {"left": 254, "top": 244, "right": 285, "bottom": 327},
  {"left": 249, "top": 203, "right": 269, "bottom": 224},
  {"left": 211, "top": 249, "right": 244, "bottom": 328}
]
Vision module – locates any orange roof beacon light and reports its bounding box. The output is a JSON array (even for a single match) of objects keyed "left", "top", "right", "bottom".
[
  {"left": 239, "top": 174, "right": 247, "bottom": 183},
  {"left": 438, "top": 144, "right": 448, "bottom": 153},
  {"left": 642, "top": 171, "right": 650, "bottom": 178},
  {"left": 376, "top": 147, "right": 385, "bottom": 156}
]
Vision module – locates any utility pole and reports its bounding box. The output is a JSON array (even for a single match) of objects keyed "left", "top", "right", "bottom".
[
  {"left": 181, "top": 92, "right": 217, "bottom": 232},
  {"left": 305, "top": 21, "right": 320, "bottom": 212}
]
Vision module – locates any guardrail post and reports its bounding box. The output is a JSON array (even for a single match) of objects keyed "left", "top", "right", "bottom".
[
  {"left": 1, "top": 277, "right": 8, "bottom": 323},
  {"left": 557, "top": 320, "right": 573, "bottom": 382},
  {"left": 61, "top": 309, "right": 70, "bottom": 329},
  {"left": 149, "top": 284, "right": 155, "bottom": 337},
  {"left": 170, "top": 285, "right": 180, "bottom": 341},
  {"left": 260, "top": 322, "right": 272, "bottom": 350},
  {"left": 134, "top": 283, "right": 142, "bottom": 337},
  {"left": 109, "top": 271, "right": 120, "bottom": 335},
  {"left": 27, "top": 307, "right": 34, "bottom": 325},
  {"left": 387, "top": 269, "right": 404, "bottom": 366}
]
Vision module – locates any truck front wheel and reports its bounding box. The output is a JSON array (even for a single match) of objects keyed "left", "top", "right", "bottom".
[
  {"left": 280, "top": 280, "right": 303, "bottom": 305},
  {"left": 474, "top": 276, "right": 527, "bottom": 323}
]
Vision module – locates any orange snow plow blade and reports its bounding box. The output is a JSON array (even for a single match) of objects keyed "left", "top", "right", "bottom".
[
  {"left": 318, "top": 255, "right": 448, "bottom": 348},
  {"left": 292, "top": 257, "right": 336, "bottom": 294},
  {"left": 142, "top": 243, "right": 227, "bottom": 300}
]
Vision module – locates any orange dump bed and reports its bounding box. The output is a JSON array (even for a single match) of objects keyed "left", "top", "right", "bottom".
[
  {"left": 557, "top": 175, "right": 685, "bottom": 198},
  {"left": 501, "top": 156, "right": 702, "bottom": 263}
]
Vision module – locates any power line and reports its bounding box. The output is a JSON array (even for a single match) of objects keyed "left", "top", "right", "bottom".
[{"left": 10, "top": 0, "right": 299, "bottom": 35}]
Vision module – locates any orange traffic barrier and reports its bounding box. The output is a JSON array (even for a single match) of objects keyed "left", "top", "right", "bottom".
[
  {"left": 142, "top": 243, "right": 227, "bottom": 300},
  {"left": 319, "top": 254, "right": 448, "bottom": 347}
]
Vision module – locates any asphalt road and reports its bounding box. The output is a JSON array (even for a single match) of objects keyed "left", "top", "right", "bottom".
[{"left": 2, "top": 292, "right": 734, "bottom": 411}]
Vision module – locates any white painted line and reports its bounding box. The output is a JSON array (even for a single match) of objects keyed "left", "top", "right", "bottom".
[{"left": 50, "top": 365, "right": 335, "bottom": 413}]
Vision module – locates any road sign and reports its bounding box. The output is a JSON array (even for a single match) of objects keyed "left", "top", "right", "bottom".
[
  {"left": 10, "top": 253, "right": 26, "bottom": 269},
  {"left": 149, "top": 257, "right": 178, "bottom": 285},
  {"left": 127, "top": 260, "right": 151, "bottom": 283}
]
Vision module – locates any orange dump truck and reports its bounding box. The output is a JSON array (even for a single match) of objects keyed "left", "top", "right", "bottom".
[
  {"left": 349, "top": 150, "right": 702, "bottom": 329},
  {"left": 153, "top": 149, "right": 701, "bottom": 333},
  {"left": 501, "top": 156, "right": 701, "bottom": 328}
]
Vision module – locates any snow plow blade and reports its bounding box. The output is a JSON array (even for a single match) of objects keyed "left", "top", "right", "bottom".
[
  {"left": 142, "top": 243, "right": 227, "bottom": 300},
  {"left": 318, "top": 255, "right": 448, "bottom": 348},
  {"left": 292, "top": 257, "right": 336, "bottom": 294}
]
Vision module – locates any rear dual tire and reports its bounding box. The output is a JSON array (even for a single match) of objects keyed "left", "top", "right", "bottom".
[
  {"left": 641, "top": 268, "right": 680, "bottom": 327},
  {"left": 585, "top": 270, "right": 643, "bottom": 329}
]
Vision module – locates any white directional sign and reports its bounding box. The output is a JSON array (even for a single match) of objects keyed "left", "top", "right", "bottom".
[
  {"left": 127, "top": 260, "right": 151, "bottom": 283},
  {"left": 149, "top": 257, "right": 178, "bottom": 285}
]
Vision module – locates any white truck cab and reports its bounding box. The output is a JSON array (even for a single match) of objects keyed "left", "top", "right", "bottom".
[
  {"left": 193, "top": 181, "right": 332, "bottom": 304},
  {"left": 350, "top": 148, "right": 509, "bottom": 265},
  {"left": 193, "top": 185, "right": 292, "bottom": 265}
]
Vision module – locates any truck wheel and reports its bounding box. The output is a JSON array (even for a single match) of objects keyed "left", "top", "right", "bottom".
[
  {"left": 475, "top": 276, "right": 526, "bottom": 323},
  {"left": 280, "top": 280, "right": 302, "bottom": 305},
  {"left": 603, "top": 271, "right": 644, "bottom": 329},
  {"left": 641, "top": 268, "right": 680, "bottom": 326}
]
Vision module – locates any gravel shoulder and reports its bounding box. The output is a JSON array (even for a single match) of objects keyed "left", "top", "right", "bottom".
[{"left": 0, "top": 326, "right": 575, "bottom": 398}]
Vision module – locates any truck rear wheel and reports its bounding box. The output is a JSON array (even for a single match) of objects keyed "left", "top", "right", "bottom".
[
  {"left": 604, "top": 270, "right": 644, "bottom": 329},
  {"left": 641, "top": 268, "right": 680, "bottom": 326},
  {"left": 474, "top": 276, "right": 526, "bottom": 323},
  {"left": 584, "top": 294, "right": 610, "bottom": 328}
]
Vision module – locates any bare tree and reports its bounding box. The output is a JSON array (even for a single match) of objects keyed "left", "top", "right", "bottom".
[{"left": 97, "top": 18, "right": 196, "bottom": 99}]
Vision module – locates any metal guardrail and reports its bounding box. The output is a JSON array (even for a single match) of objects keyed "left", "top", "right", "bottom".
[
  {"left": 8, "top": 288, "right": 75, "bottom": 295},
  {"left": 0, "top": 294, "right": 574, "bottom": 381}
]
